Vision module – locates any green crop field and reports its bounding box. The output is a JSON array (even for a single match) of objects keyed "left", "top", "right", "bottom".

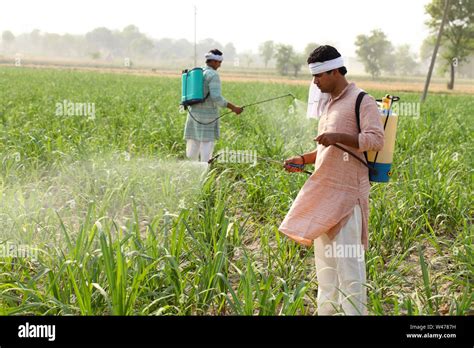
[{"left": 0, "top": 67, "right": 472, "bottom": 315}]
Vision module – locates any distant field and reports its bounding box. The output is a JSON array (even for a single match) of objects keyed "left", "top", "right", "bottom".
[
  {"left": 0, "top": 66, "right": 472, "bottom": 315},
  {"left": 1, "top": 57, "right": 473, "bottom": 94}
]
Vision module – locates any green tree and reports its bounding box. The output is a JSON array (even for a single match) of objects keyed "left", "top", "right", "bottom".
[
  {"left": 173, "top": 39, "right": 193, "bottom": 60},
  {"left": 197, "top": 38, "right": 223, "bottom": 58},
  {"left": 131, "top": 37, "right": 154, "bottom": 58},
  {"left": 290, "top": 53, "right": 305, "bottom": 77},
  {"left": 90, "top": 51, "right": 101, "bottom": 60},
  {"left": 122, "top": 25, "right": 142, "bottom": 43},
  {"left": 259, "top": 40, "right": 274, "bottom": 68},
  {"left": 119, "top": 25, "right": 145, "bottom": 57},
  {"left": 304, "top": 42, "right": 319, "bottom": 60},
  {"left": 42, "top": 33, "right": 62, "bottom": 55},
  {"left": 2, "top": 30, "right": 15, "bottom": 51},
  {"left": 275, "top": 44, "right": 294, "bottom": 76},
  {"left": 382, "top": 52, "right": 397, "bottom": 75},
  {"left": 241, "top": 52, "right": 254, "bottom": 68},
  {"left": 156, "top": 38, "right": 175, "bottom": 60},
  {"left": 2, "top": 30, "right": 14, "bottom": 43},
  {"left": 420, "top": 36, "right": 437, "bottom": 62},
  {"left": 394, "top": 44, "right": 418, "bottom": 75},
  {"left": 224, "top": 42, "right": 236, "bottom": 61},
  {"left": 425, "top": 0, "right": 474, "bottom": 89},
  {"left": 420, "top": 36, "right": 447, "bottom": 76},
  {"left": 355, "top": 29, "right": 393, "bottom": 78},
  {"left": 86, "top": 27, "right": 115, "bottom": 50}
]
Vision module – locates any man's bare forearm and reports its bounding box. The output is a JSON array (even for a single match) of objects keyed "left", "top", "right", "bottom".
[{"left": 302, "top": 150, "right": 317, "bottom": 164}]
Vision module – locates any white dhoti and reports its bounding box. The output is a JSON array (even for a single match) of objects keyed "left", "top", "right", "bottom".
[
  {"left": 186, "top": 139, "right": 215, "bottom": 163},
  {"left": 314, "top": 204, "right": 368, "bottom": 315}
]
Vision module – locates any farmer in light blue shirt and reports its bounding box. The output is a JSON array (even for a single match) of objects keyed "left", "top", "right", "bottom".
[{"left": 184, "top": 49, "right": 243, "bottom": 162}]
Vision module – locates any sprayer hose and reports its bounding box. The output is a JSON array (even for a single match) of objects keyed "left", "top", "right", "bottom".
[{"left": 332, "top": 144, "right": 376, "bottom": 174}]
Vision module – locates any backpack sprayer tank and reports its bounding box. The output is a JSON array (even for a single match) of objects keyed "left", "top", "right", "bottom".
[
  {"left": 181, "top": 68, "right": 206, "bottom": 108},
  {"left": 367, "top": 95, "right": 399, "bottom": 182}
]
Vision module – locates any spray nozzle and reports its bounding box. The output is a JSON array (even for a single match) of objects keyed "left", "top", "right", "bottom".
[
  {"left": 285, "top": 163, "right": 305, "bottom": 170},
  {"left": 207, "top": 153, "right": 222, "bottom": 165}
]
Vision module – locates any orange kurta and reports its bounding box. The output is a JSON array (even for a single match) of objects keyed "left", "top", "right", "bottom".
[{"left": 279, "top": 83, "right": 384, "bottom": 250}]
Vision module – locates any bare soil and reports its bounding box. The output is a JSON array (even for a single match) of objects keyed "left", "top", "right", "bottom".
[{"left": 2, "top": 62, "right": 473, "bottom": 95}]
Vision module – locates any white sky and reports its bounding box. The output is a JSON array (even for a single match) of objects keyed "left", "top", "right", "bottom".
[{"left": 0, "top": 0, "right": 432, "bottom": 56}]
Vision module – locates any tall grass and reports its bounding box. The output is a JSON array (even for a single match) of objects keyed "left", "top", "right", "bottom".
[{"left": 0, "top": 67, "right": 471, "bottom": 315}]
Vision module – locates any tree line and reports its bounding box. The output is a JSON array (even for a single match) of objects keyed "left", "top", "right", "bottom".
[
  {"left": 1, "top": 25, "right": 237, "bottom": 64},
  {"left": 1, "top": 0, "right": 472, "bottom": 86},
  {"left": 354, "top": 0, "right": 473, "bottom": 88}
]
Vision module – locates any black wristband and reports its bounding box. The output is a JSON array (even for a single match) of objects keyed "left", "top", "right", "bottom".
[{"left": 299, "top": 155, "right": 305, "bottom": 165}]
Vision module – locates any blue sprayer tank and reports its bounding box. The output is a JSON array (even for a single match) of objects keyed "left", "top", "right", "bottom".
[
  {"left": 367, "top": 95, "right": 399, "bottom": 182},
  {"left": 181, "top": 68, "right": 205, "bottom": 107}
]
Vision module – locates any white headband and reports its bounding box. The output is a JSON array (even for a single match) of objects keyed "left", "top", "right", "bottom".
[
  {"left": 308, "top": 57, "right": 344, "bottom": 75},
  {"left": 205, "top": 53, "right": 223, "bottom": 62}
]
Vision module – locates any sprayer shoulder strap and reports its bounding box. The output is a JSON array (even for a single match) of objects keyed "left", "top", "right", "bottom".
[
  {"left": 355, "top": 91, "right": 369, "bottom": 165},
  {"left": 202, "top": 68, "right": 215, "bottom": 102}
]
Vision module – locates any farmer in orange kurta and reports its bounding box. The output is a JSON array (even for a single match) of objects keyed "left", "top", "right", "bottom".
[{"left": 279, "top": 45, "right": 384, "bottom": 315}]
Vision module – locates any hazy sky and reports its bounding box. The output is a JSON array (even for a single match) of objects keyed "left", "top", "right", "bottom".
[{"left": 0, "top": 0, "right": 432, "bottom": 56}]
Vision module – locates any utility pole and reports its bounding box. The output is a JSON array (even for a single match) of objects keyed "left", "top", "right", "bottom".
[
  {"left": 194, "top": 5, "right": 197, "bottom": 67},
  {"left": 421, "top": 0, "right": 450, "bottom": 102}
]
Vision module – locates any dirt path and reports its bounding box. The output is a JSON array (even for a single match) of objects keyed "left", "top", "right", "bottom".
[{"left": 3, "top": 62, "right": 473, "bottom": 94}]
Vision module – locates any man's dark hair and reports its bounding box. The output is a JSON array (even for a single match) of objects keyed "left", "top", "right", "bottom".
[
  {"left": 209, "top": 49, "right": 223, "bottom": 56},
  {"left": 307, "top": 45, "right": 347, "bottom": 76}
]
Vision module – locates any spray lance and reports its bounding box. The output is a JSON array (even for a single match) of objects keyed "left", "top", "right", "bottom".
[
  {"left": 207, "top": 147, "right": 373, "bottom": 176},
  {"left": 208, "top": 152, "right": 313, "bottom": 175},
  {"left": 185, "top": 93, "right": 296, "bottom": 125}
]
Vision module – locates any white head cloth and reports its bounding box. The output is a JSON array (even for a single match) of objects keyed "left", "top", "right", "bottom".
[
  {"left": 306, "top": 57, "right": 344, "bottom": 118},
  {"left": 308, "top": 56, "right": 344, "bottom": 75},
  {"left": 205, "top": 52, "right": 223, "bottom": 62},
  {"left": 307, "top": 83, "right": 330, "bottom": 119}
]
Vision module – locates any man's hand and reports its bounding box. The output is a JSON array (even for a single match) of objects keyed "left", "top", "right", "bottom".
[
  {"left": 315, "top": 132, "right": 342, "bottom": 146},
  {"left": 315, "top": 132, "right": 359, "bottom": 148},
  {"left": 226, "top": 102, "right": 243, "bottom": 115},
  {"left": 231, "top": 105, "right": 244, "bottom": 115},
  {"left": 283, "top": 156, "right": 305, "bottom": 173}
]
